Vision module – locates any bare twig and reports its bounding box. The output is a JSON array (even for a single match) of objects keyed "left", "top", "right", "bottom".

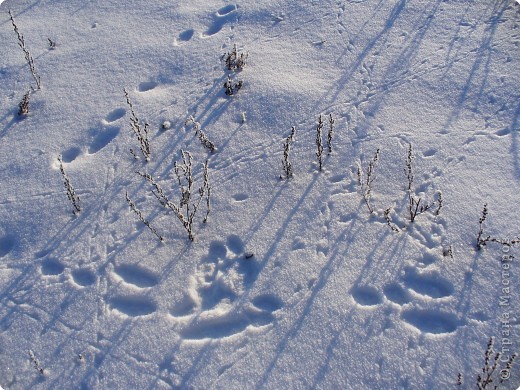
[
  {"left": 476, "top": 203, "right": 520, "bottom": 250},
  {"left": 18, "top": 89, "right": 30, "bottom": 116},
  {"left": 29, "top": 350, "right": 44, "bottom": 375},
  {"left": 138, "top": 151, "right": 210, "bottom": 241},
  {"left": 125, "top": 191, "right": 163, "bottom": 242},
  {"left": 357, "top": 148, "right": 380, "bottom": 214},
  {"left": 280, "top": 126, "right": 296, "bottom": 179},
  {"left": 476, "top": 337, "right": 517, "bottom": 389},
  {"left": 58, "top": 156, "right": 81, "bottom": 215},
  {"left": 124, "top": 89, "right": 151, "bottom": 161},
  {"left": 384, "top": 207, "right": 400, "bottom": 232},
  {"left": 224, "top": 44, "right": 248, "bottom": 71},
  {"left": 185, "top": 116, "right": 216, "bottom": 153},
  {"left": 316, "top": 115, "right": 324, "bottom": 171},
  {"left": 405, "top": 144, "right": 439, "bottom": 222},
  {"left": 327, "top": 113, "right": 334, "bottom": 155},
  {"left": 224, "top": 75, "right": 243, "bottom": 96}
]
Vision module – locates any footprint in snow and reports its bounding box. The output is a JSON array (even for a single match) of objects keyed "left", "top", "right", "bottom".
[
  {"left": 41, "top": 258, "right": 65, "bottom": 276},
  {"left": 109, "top": 295, "right": 157, "bottom": 317},
  {"left": 112, "top": 263, "right": 159, "bottom": 288},
  {"left": 201, "top": 4, "right": 238, "bottom": 38},
  {"left": 402, "top": 267, "right": 453, "bottom": 299},
  {"left": 379, "top": 263, "right": 461, "bottom": 334},
  {"left": 351, "top": 285, "right": 384, "bottom": 307},
  {"left": 87, "top": 126, "right": 120, "bottom": 154},
  {"left": 137, "top": 81, "right": 157, "bottom": 93},
  {"left": 104, "top": 263, "right": 160, "bottom": 318},
  {"left": 103, "top": 108, "right": 126, "bottom": 124},
  {"left": 71, "top": 268, "right": 96, "bottom": 287},
  {"left": 60, "top": 146, "right": 82, "bottom": 163},
  {"left": 174, "top": 29, "right": 194, "bottom": 46},
  {"left": 0, "top": 235, "right": 15, "bottom": 258},
  {"left": 232, "top": 193, "right": 248, "bottom": 202},
  {"left": 171, "top": 236, "right": 283, "bottom": 341}
]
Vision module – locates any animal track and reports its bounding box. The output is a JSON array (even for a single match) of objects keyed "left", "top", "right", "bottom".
[
  {"left": 383, "top": 283, "right": 411, "bottom": 305},
  {"left": 495, "top": 128, "right": 510, "bottom": 137},
  {"left": 109, "top": 295, "right": 157, "bottom": 317},
  {"left": 88, "top": 126, "right": 119, "bottom": 154},
  {"left": 0, "top": 235, "right": 15, "bottom": 257},
  {"left": 232, "top": 193, "right": 248, "bottom": 202},
  {"left": 41, "top": 258, "right": 65, "bottom": 276},
  {"left": 137, "top": 81, "right": 157, "bottom": 93},
  {"left": 226, "top": 234, "right": 245, "bottom": 255},
  {"left": 422, "top": 148, "right": 437, "bottom": 157},
  {"left": 170, "top": 293, "right": 197, "bottom": 317},
  {"left": 171, "top": 237, "right": 281, "bottom": 341},
  {"left": 104, "top": 108, "right": 126, "bottom": 123},
  {"left": 401, "top": 309, "right": 460, "bottom": 334},
  {"left": 351, "top": 285, "right": 383, "bottom": 307},
  {"left": 113, "top": 264, "right": 159, "bottom": 288},
  {"left": 251, "top": 294, "right": 283, "bottom": 312},
  {"left": 329, "top": 174, "right": 346, "bottom": 183},
  {"left": 179, "top": 303, "right": 276, "bottom": 340},
  {"left": 202, "top": 4, "right": 238, "bottom": 38},
  {"left": 402, "top": 268, "right": 453, "bottom": 299},
  {"left": 60, "top": 147, "right": 82, "bottom": 163},
  {"left": 174, "top": 29, "right": 194, "bottom": 46},
  {"left": 71, "top": 268, "right": 96, "bottom": 287},
  {"left": 376, "top": 248, "right": 459, "bottom": 334}
]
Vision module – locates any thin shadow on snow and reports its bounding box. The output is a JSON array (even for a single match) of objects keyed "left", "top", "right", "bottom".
[
  {"left": 0, "top": 0, "right": 44, "bottom": 22},
  {"left": 256, "top": 212, "right": 365, "bottom": 387},
  {"left": 0, "top": 111, "right": 18, "bottom": 139},
  {"left": 439, "top": 1, "right": 512, "bottom": 134},
  {"left": 320, "top": 0, "right": 410, "bottom": 108}
]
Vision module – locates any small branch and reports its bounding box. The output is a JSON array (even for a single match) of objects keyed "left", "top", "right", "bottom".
[
  {"left": 280, "top": 126, "right": 296, "bottom": 179},
  {"left": 202, "top": 159, "right": 211, "bottom": 223},
  {"left": 125, "top": 191, "right": 163, "bottom": 242},
  {"left": 327, "top": 113, "right": 334, "bottom": 155},
  {"left": 186, "top": 116, "right": 216, "bottom": 153},
  {"left": 29, "top": 350, "right": 44, "bottom": 375},
  {"left": 138, "top": 150, "right": 209, "bottom": 241},
  {"left": 224, "top": 75, "right": 243, "bottom": 96},
  {"left": 316, "top": 115, "right": 324, "bottom": 171},
  {"left": 18, "top": 89, "right": 30, "bottom": 116},
  {"left": 405, "top": 144, "right": 439, "bottom": 223},
  {"left": 58, "top": 155, "right": 81, "bottom": 215},
  {"left": 124, "top": 89, "right": 151, "bottom": 161},
  {"left": 357, "top": 148, "right": 380, "bottom": 214},
  {"left": 384, "top": 207, "right": 400, "bottom": 232},
  {"left": 224, "top": 44, "right": 248, "bottom": 71}
]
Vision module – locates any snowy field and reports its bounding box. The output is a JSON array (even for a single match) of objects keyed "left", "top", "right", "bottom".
[{"left": 0, "top": 0, "right": 519, "bottom": 388}]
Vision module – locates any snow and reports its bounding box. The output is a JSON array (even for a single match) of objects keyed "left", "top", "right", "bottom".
[{"left": 0, "top": 0, "right": 519, "bottom": 388}]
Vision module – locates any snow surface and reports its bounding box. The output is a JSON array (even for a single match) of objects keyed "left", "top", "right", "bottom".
[{"left": 0, "top": 0, "right": 519, "bottom": 388}]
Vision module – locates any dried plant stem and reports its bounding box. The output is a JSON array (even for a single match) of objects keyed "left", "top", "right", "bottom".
[
  {"left": 125, "top": 191, "right": 163, "bottom": 242},
  {"left": 281, "top": 126, "right": 296, "bottom": 179},
  {"left": 124, "top": 89, "right": 151, "bottom": 161},
  {"left": 316, "top": 115, "right": 324, "bottom": 171},
  {"left": 405, "top": 144, "right": 439, "bottom": 222},
  {"left": 476, "top": 203, "right": 520, "bottom": 250},
  {"left": 186, "top": 116, "right": 216, "bottom": 153},
  {"left": 58, "top": 156, "right": 81, "bottom": 215},
  {"left": 327, "top": 113, "right": 334, "bottom": 155},
  {"left": 138, "top": 151, "right": 210, "bottom": 241},
  {"left": 357, "top": 148, "right": 380, "bottom": 214}
]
